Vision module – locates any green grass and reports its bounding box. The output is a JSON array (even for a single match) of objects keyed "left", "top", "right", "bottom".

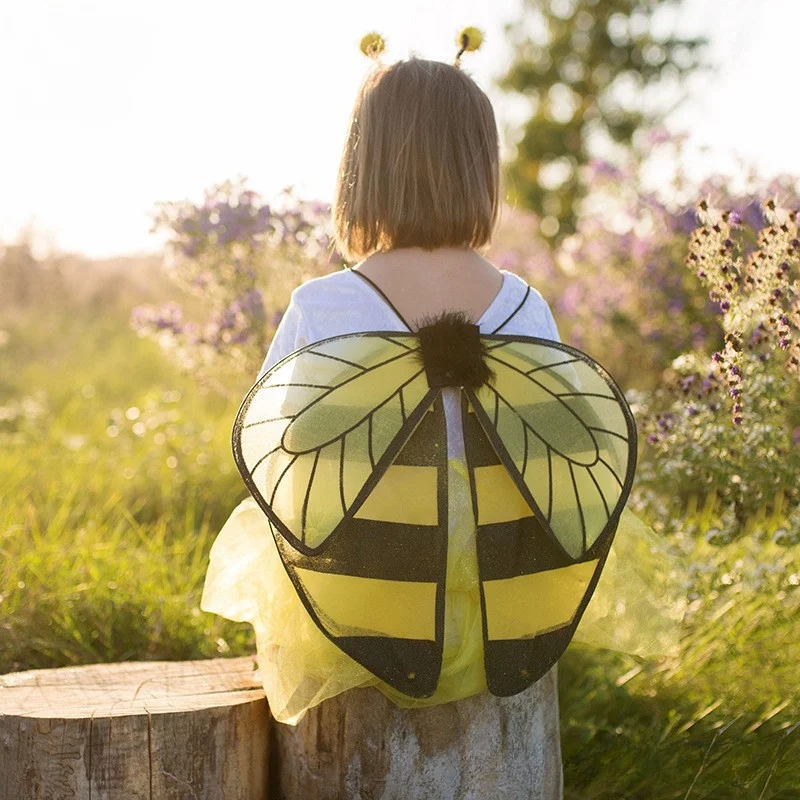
[
  {"left": 560, "top": 535, "right": 799, "bottom": 797},
  {"left": 1, "top": 306, "right": 798, "bottom": 798}
]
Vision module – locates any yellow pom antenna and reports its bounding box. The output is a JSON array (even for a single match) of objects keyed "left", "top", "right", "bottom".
[
  {"left": 454, "top": 26, "right": 484, "bottom": 67},
  {"left": 360, "top": 32, "right": 386, "bottom": 61}
]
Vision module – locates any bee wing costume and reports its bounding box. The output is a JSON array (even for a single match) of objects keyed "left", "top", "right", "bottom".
[{"left": 232, "top": 305, "right": 639, "bottom": 698}]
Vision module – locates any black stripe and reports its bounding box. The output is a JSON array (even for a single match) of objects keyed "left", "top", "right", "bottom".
[
  {"left": 461, "top": 404, "right": 501, "bottom": 466},
  {"left": 392, "top": 402, "right": 444, "bottom": 465},
  {"left": 281, "top": 518, "right": 442, "bottom": 581},
  {"left": 475, "top": 516, "right": 573, "bottom": 581}
]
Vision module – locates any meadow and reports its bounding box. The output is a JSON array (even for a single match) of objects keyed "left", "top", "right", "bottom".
[{"left": 2, "top": 164, "right": 799, "bottom": 797}]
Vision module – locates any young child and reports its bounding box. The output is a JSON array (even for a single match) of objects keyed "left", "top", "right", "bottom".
[{"left": 200, "top": 30, "right": 686, "bottom": 786}]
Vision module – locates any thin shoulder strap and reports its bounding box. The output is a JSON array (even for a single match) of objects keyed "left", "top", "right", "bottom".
[
  {"left": 345, "top": 266, "right": 413, "bottom": 332},
  {"left": 490, "top": 283, "right": 532, "bottom": 334}
]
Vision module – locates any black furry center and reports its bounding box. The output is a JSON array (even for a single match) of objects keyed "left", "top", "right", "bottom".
[{"left": 413, "top": 310, "right": 495, "bottom": 389}]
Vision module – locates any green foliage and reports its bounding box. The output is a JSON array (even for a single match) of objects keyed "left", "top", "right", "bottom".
[
  {"left": 0, "top": 307, "right": 253, "bottom": 674},
  {"left": 635, "top": 200, "right": 800, "bottom": 533},
  {"left": 497, "top": 0, "right": 712, "bottom": 243},
  {"left": 561, "top": 529, "right": 800, "bottom": 796}
]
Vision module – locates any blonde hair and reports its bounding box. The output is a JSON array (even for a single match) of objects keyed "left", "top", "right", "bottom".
[{"left": 332, "top": 56, "right": 501, "bottom": 262}]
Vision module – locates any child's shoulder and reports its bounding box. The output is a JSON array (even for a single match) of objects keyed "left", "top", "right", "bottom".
[
  {"left": 290, "top": 268, "right": 360, "bottom": 305},
  {"left": 500, "top": 269, "right": 548, "bottom": 303},
  {"left": 494, "top": 270, "right": 553, "bottom": 322}
]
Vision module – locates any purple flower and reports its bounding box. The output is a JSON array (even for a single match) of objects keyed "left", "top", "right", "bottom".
[
  {"left": 672, "top": 207, "right": 699, "bottom": 234},
  {"left": 589, "top": 159, "right": 625, "bottom": 180},
  {"left": 241, "top": 288, "right": 265, "bottom": 316},
  {"left": 309, "top": 200, "right": 331, "bottom": 215},
  {"left": 646, "top": 128, "right": 672, "bottom": 146},
  {"left": 181, "top": 240, "right": 199, "bottom": 258}
]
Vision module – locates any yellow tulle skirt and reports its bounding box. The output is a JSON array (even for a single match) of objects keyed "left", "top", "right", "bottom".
[{"left": 201, "top": 459, "right": 688, "bottom": 726}]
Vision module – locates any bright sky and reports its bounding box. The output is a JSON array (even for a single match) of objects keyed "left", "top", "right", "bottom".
[{"left": 0, "top": 0, "right": 792, "bottom": 259}]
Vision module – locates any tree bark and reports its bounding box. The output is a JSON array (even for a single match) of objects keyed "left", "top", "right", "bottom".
[
  {"left": 0, "top": 656, "right": 268, "bottom": 800},
  {"left": 271, "top": 664, "right": 562, "bottom": 800}
]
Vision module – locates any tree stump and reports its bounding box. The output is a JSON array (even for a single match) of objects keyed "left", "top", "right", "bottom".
[
  {"left": 270, "top": 664, "right": 562, "bottom": 800},
  {"left": 1, "top": 657, "right": 562, "bottom": 799},
  {"left": 0, "top": 656, "right": 268, "bottom": 800}
]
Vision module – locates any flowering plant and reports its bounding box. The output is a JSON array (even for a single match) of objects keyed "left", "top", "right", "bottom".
[
  {"left": 634, "top": 198, "right": 800, "bottom": 542},
  {"left": 131, "top": 177, "right": 342, "bottom": 397}
]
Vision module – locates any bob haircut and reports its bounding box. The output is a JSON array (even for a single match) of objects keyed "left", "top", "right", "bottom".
[{"left": 332, "top": 56, "right": 501, "bottom": 262}]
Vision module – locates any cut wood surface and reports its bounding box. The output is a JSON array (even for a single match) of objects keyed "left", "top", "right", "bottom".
[{"left": 0, "top": 656, "right": 269, "bottom": 800}]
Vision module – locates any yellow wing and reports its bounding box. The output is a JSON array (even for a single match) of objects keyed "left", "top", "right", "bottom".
[
  {"left": 233, "top": 333, "right": 435, "bottom": 551},
  {"left": 232, "top": 331, "right": 449, "bottom": 698},
  {"left": 463, "top": 335, "right": 637, "bottom": 696},
  {"left": 467, "top": 336, "right": 636, "bottom": 559}
]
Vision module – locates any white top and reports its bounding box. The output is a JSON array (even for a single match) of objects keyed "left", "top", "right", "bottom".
[{"left": 257, "top": 268, "right": 563, "bottom": 462}]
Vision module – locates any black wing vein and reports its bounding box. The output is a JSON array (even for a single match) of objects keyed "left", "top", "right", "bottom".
[
  {"left": 300, "top": 449, "right": 321, "bottom": 542},
  {"left": 587, "top": 425, "right": 630, "bottom": 443},
  {"left": 270, "top": 453, "right": 299, "bottom": 505},
  {"left": 482, "top": 383, "right": 599, "bottom": 464},
  {"left": 598, "top": 455, "right": 624, "bottom": 489},
  {"left": 568, "top": 461, "right": 587, "bottom": 551}
]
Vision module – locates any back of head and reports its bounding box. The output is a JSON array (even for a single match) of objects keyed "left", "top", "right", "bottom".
[{"left": 332, "top": 56, "right": 501, "bottom": 263}]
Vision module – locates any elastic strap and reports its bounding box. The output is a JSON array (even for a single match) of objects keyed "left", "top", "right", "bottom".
[
  {"left": 490, "top": 284, "right": 531, "bottom": 334},
  {"left": 345, "top": 266, "right": 413, "bottom": 331}
]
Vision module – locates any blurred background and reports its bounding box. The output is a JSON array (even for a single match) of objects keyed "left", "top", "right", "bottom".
[{"left": 2, "top": 1, "right": 799, "bottom": 796}]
